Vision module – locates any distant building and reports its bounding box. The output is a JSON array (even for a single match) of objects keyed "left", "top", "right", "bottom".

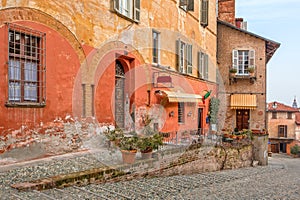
[{"left": 267, "top": 101, "right": 299, "bottom": 154}]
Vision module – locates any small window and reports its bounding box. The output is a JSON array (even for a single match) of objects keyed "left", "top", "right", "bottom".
[
  {"left": 287, "top": 112, "right": 292, "bottom": 119},
  {"left": 272, "top": 112, "right": 277, "bottom": 119},
  {"left": 200, "top": 0, "right": 209, "bottom": 27},
  {"left": 113, "top": 0, "right": 140, "bottom": 22},
  {"left": 232, "top": 49, "right": 255, "bottom": 75},
  {"left": 7, "top": 23, "right": 46, "bottom": 106},
  {"left": 152, "top": 30, "right": 160, "bottom": 64},
  {"left": 198, "top": 51, "right": 208, "bottom": 79},
  {"left": 179, "top": 0, "right": 194, "bottom": 11},
  {"left": 178, "top": 102, "right": 185, "bottom": 123}
]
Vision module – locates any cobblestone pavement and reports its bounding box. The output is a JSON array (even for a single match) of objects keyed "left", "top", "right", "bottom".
[{"left": 0, "top": 153, "right": 299, "bottom": 199}]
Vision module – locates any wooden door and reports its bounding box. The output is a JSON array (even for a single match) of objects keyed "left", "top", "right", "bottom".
[
  {"left": 236, "top": 109, "right": 250, "bottom": 130},
  {"left": 115, "top": 62, "right": 125, "bottom": 129}
]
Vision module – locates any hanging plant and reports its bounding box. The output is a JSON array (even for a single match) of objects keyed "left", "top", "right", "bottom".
[{"left": 209, "top": 97, "right": 220, "bottom": 124}]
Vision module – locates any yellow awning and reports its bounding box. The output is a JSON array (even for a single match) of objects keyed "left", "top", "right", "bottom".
[
  {"left": 230, "top": 94, "right": 257, "bottom": 110},
  {"left": 162, "top": 90, "right": 202, "bottom": 103}
]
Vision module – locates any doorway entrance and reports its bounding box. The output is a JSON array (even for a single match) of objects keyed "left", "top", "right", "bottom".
[
  {"left": 236, "top": 109, "right": 250, "bottom": 130},
  {"left": 197, "top": 108, "right": 203, "bottom": 134}
]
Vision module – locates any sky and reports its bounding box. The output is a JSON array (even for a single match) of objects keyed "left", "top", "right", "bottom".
[{"left": 235, "top": 0, "right": 300, "bottom": 106}]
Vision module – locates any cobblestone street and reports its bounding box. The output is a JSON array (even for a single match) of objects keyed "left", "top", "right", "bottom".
[{"left": 0, "top": 153, "right": 299, "bottom": 199}]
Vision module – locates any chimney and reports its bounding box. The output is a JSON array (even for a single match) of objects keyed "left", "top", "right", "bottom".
[
  {"left": 218, "top": 0, "right": 236, "bottom": 25},
  {"left": 235, "top": 18, "right": 247, "bottom": 30}
]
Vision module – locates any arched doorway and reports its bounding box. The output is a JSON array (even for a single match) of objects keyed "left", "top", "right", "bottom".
[{"left": 115, "top": 61, "right": 125, "bottom": 128}]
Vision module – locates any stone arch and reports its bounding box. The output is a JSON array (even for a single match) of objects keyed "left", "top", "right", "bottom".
[{"left": 0, "top": 7, "right": 86, "bottom": 63}]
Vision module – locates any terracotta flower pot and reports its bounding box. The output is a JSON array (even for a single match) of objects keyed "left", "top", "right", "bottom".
[{"left": 121, "top": 150, "right": 137, "bottom": 164}]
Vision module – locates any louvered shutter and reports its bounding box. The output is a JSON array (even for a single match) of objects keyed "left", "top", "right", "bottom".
[
  {"left": 176, "top": 40, "right": 183, "bottom": 73},
  {"left": 232, "top": 50, "right": 238, "bottom": 69},
  {"left": 198, "top": 52, "right": 203, "bottom": 78},
  {"left": 134, "top": 0, "right": 140, "bottom": 22},
  {"left": 114, "top": 0, "right": 120, "bottom": 12},
  {"left": 201, "top": 0, "right": 208, "bottom": 26},
  {"left": 187, "top": 44, "right": 193, "bottom": 74},
  {"left": 249, "top": 49, "right": 255, "bottom": 67},
  {"left": 187, "top": 0, "right": 194, "bottom": 11},
  {"left": 204, "top": 53, "right": 208, "bottom": 79}
]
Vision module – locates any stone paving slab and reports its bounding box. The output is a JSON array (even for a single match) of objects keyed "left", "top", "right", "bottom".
[{"left": 0, "top": 153, "right": 299, "bottom": 199}]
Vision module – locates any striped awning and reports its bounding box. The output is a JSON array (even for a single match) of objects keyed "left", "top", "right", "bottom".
[
  {"left": 162, "top": 91, "right": 202, "bottom": 103},
  {"left": 230, "top": 94, "right": 257, "bottom": 110}
]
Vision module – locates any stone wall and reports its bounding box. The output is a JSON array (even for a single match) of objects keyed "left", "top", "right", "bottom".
[{"left": 12, "top": 142, "right": 254, "bottom": 191}]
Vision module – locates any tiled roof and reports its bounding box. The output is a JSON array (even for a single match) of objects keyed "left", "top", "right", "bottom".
[{"left": 267, "top": 102, "right": 299, "bottom": 112}]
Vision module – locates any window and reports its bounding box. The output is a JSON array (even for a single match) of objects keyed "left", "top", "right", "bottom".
[
  {"left": 178, "top": 102, "right": 185, "bottom": 123},
  {"left": 114, "top": 0, "right": 140, "bottom": 22},
  {"left": 232, "top": 50, "right": 255, "bottom": 75},
  {"left": 176, "top": 39, "right": 192, "bottom": 74},
  {"left": 272, "top": 112, "right": 277, "bottom": 119},
  {"left": 287, "top": 112, "right": 292, "bottom": 119},
  {"left": 152, "top": 30, "right": 160, "bottom": 64},
  {"left": 198, "top": 51, "right": 208, "bottom": 79},
  {"left": 179, "top": 0, "right": 194, "bottom": 11},
  {"left": 7, "top": 23, "right": 46, "bottom": 106},
  {"left": 278, "top": 125, "right": 287, "bottom": 138},
  {"left": 200, "top": 0, "right": 209, "bottom": 27}
]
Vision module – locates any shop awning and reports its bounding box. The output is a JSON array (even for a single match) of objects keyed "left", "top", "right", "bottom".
[
  {"left": 230, "top": 94, "right": 257, "bottom": 110},
  {"left": 160, "top": 90, "right": 202, "bottom": 103}
]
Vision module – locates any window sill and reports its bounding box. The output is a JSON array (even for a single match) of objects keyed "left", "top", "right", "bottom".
[{"left": 5, "top": 102, "right": 46, "bottom": 108}]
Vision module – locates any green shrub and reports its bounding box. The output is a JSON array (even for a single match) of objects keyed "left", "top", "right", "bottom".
[{"left": 290, "top": 144, "right": 299, "bottom": 155}]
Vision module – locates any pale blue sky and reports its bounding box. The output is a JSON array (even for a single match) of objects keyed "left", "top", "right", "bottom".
[{"left": 236, "top": 0, "right": 300, "bottom": 106}]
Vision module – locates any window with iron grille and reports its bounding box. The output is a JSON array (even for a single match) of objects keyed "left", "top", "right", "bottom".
[
  {"left": 178, "top": 102, "right": 185, "bottom": 123},
  {"left": 7, "top": 23, "right": 46, "bottom": 106}
]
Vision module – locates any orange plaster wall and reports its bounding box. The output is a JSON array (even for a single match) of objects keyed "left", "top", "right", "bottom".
[{"left": 0, "top": 21, "right": 81, "bottom": 131}]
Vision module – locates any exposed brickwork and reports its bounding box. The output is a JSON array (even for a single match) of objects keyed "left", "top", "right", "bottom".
[{"left": 218, "top": 0, "right": 236, "bottom": 25}]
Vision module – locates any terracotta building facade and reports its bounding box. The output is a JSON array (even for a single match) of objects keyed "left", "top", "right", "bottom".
[
  {"left": 217, "top": 0, "right": 280, "bottom": 131},
  {"left": 267, "top": 101, "right": 300, "bottom": 154},
  {"left": 0, "top": 1, "right": 218, "bottom": 139}
]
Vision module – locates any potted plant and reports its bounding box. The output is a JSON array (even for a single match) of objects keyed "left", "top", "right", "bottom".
[
  {"left": 104, "top": 128, "right": 123, "bottom": 147},
  {"left": 229, "top": 68, "right": 237, "bottom": 77},
  {"left": 119, "top": 135, "right": 138, "bottom": 164},
  {"left": 137, "top": 133, "right": 163, "bottom": 159},
  {"left": 248, "top": 66, "right": 255, "bottom": 76}
]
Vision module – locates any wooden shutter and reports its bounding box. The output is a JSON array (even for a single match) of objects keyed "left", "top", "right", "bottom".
[
  {"left": 249, "top": 49, "right": 255, "bottom": 67},
  {"left": 176, "top": 39, "right": 182, "bottom": 72},
  {"left": 187, "top": 0, "right": 194, "bottom": 11},
  {"left": 114, "top": 0, "right": 120, "bottom": 12},
  {"left": 134, "top": 0, "right": 140, "bottom": 22},
  {"left": 201, "top": 0, "right": 208, "bottom": 26},
  {"left": 187, "top": 44, "right": 193, "bottom": 74},
  {"left": 179, "top": 0, "right": 188, "bottom": 6},
  {"left": 232, "top": 50, "right": 238, "bottom": 69},
  {"left": 197, "top": 52, "right": 203, "bottom": 78},
  {"left": 204, "top": 53, "right": 208, "bottom": 79}
]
